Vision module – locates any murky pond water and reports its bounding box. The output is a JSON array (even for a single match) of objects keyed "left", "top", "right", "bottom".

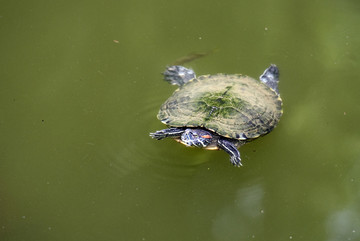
[{"left": 1, "top": 0, "right": 360, "bottom": 240}]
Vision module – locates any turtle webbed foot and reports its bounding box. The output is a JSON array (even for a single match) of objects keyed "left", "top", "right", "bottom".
[
  {"left": 150, "top": 128, "right": 185, "bottom": 140},
  {"left": 163, "top": 66, "right": 196, "bottom": 86},
  {"left": 149, "top": 131, "right": 166, "bottom": 140},
  {"left": 260, "top": 64, "right": 279, "bottom": 95}
]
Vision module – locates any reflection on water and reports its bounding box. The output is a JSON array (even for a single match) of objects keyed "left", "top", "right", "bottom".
[
  {"left": 213, "top": 183, "right": 264, "bottom": 241},
  {"left": 326, "top": 209, "right": 359, "bottom": 241},
  {"left": 325, "top": 157, "right": 360, "bottom": 241}
]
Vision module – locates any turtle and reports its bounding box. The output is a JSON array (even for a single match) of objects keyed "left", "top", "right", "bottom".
[{"left": 150, "top": 64, "right": 282, "bottom": 167}]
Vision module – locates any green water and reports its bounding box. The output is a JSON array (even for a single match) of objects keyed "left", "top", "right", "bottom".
[{"left": 1, "top": 0, "right": 360, "bottom": 240}]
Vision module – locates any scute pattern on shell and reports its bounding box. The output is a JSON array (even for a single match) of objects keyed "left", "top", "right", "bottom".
[{"left": 157, "top": 74, "right": 282, "bottom": 140}]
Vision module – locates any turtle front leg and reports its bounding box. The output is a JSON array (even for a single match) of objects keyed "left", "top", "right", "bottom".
[
  {"left": 217, "top": 138, "right": 242, "bottom": 167},
  {"left": 150, "top": 127, "right": 185, "bottom": 140}
]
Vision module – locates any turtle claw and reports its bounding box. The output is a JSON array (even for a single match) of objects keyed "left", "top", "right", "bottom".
[
  {"left": 149, "top": 131, "right": 165, "bottom": 140},
  {"left": 231, "top": 156, "right": 243, "bottom": 167}
]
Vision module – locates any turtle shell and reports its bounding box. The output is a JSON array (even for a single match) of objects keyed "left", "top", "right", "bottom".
[{"left": 158, "top": 74, "right": 283, "bottom": 140}]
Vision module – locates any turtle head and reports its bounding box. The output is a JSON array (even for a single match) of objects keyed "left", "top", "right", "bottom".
[{"left": 180, "top": 129, "right": 213, "bottom": 148}]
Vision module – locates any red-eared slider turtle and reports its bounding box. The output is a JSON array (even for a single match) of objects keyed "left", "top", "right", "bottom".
[{"left": 150, "top": 65, "right": 282, "bottom": 167}]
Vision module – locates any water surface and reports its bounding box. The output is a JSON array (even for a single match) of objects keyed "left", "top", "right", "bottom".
[{"left": 1, "top": 0, "right": 360, "bottom": 241}]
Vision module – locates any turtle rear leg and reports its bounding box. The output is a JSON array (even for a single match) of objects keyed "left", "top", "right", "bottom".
[
  {"left": 150, "top": 127, "right": 185, "bottom": 140},
  {"left": 217, "top": 138, "right": 242, "bottom": 167},
  {"left": 163, "top": 66, "right": 196, "bottom": 86},
  {"left": 260, "top": 64, "right": 280, "bottom": 95}
]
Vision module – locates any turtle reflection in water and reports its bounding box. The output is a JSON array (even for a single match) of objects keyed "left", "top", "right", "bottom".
[{"left": 150, "top": 65, "right": 283, "bottom": 167}]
